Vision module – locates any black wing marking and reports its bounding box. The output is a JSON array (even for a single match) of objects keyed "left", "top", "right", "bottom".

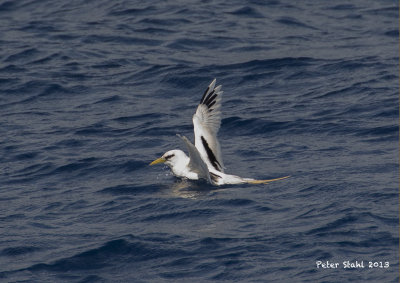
[
  {"left": 201, "top": 136, "right": 222, "bottom": 172},
  {"left": 200, "top": 88, "right": 219, "bottom": 111},
  {"left": 193, "top": 79, "right": 225, "bottom": 173},
  {"left": 210, "top": 172, "right": 222, "bottom": 183}
]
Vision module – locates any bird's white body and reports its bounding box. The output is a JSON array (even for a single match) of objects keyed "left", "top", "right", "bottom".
[{"left": 150, "top": 79, "right": 289, "bottom": 186}]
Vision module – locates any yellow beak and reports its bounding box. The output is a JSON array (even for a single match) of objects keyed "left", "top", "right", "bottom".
[{"left": 149, "top": 157, "right": 166, "bottom": 166}]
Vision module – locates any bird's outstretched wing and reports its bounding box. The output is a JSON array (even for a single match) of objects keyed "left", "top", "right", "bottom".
[
  {"left": 192, "top": 79, "right": 225, "bottom": 173},
  {"left": 177, "top": 134, "right": 212, "bottom": 183}
]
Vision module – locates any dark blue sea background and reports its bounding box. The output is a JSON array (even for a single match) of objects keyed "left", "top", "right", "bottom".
[{"left": 1, "top": 0, "right": 398, "bottom": 282}]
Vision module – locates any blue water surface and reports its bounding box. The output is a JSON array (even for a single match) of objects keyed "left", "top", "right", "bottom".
[{"left": 1, "top": 0, "right": 398, "bottom": 282}]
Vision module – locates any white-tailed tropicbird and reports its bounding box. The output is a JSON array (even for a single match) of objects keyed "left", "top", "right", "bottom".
[{"left": 150, "top": 79, "right": 289, "bottom": 185}]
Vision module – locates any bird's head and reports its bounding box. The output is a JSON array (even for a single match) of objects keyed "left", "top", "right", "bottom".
[{"left": 149, "top": 150, "right": 187, "bottom": 168}]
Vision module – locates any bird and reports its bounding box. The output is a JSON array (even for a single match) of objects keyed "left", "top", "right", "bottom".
[{"left": 149, "top": 79, "right": 289, "bottom": 186}]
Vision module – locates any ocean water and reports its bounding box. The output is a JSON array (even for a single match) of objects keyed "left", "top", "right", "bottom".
[{"left": 1, "top": 0, "right": 398, "bottom": 282}]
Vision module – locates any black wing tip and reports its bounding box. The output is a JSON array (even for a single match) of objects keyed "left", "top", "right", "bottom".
[
  {"left": 200, "top": 79, "right": 222, "bottom": 110},
  {"left": 208, "top": 100, "right": 216, "bottom": 110},
  {"left": 200, "top": 79, "right": 220, "bottom": 104},
  {"left": 204, "top": 93, "right": 218, "bottom": 107},
  {"left": 199, "top": 86, "right": 209, "bottom": 104}
]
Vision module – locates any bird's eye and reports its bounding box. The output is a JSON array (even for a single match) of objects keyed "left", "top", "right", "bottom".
[{"left": 165, "top": 154, "right": 175, "bottom": 160}]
